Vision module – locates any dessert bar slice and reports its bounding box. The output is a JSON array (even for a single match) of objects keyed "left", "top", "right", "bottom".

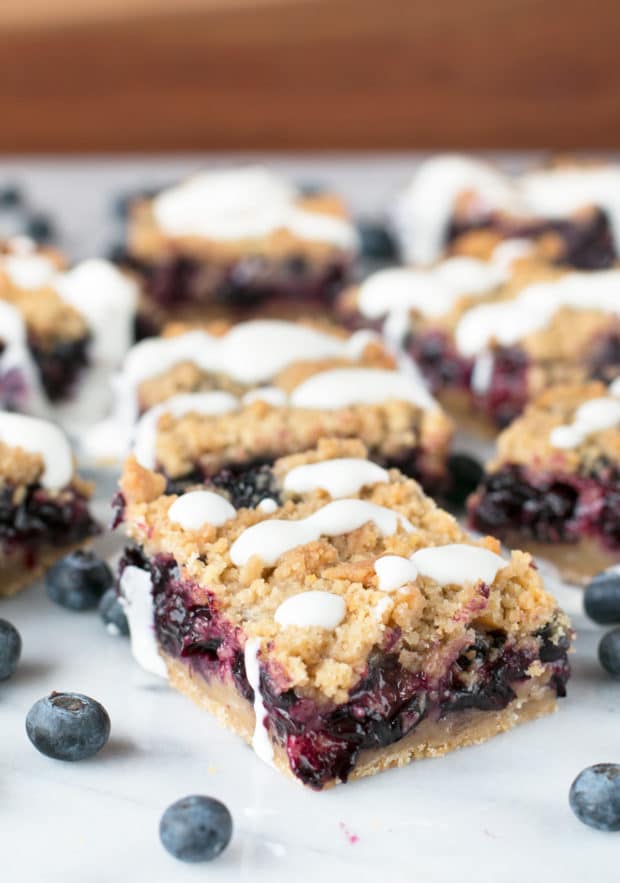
[
  {"left": 340, "top": 259, "right": 620, "bottom": 434},
  {"left": 93, "top": 318, "right": 453, "bottom": 494},
  {"left": 122, "top": 166, "right": 359, "bottom": 326},
  {"left": 117, "top": 440, "right": 571, "bottom": 789},
  {"left": 396, "top": 154, "right": 619, "bottom": 269},
  {"left": 0, "top": 412, "right": 99, "bottom": 597},
  {"left": 0, "top": 238, "right": 138, "bottom": 414},
  {"left": 469, "top": 380, "right": 620, "bottom": 584}
]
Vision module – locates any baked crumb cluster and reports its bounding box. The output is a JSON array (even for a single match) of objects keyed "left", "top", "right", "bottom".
[
  {"left": 489, "top": 381, "right": 620, "bottom": 474},
  {"left": 121, "top": 441, "right": 565, "bottom": 704}
]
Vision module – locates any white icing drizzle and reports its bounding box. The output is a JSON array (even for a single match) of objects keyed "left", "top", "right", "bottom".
[
  {"left": 358, "top": 258, "right": 505, "bottom": 321},
  {"left": 168, "top": 490, "right": 236, "bottom": 530},
  {"left": 133, "top": 391, "right": 238, "bottom": 469},
  {"left": 283, "top": 458, "right": 389, "bottom": 499},
  {"left": 610, "top": 377, "right": 620, "bottom": 397},
  {"left": 412, "top": 543, "right": 507, "bottom": 586},
  {"left": 152, "top": 166, "right": 358, "bottom": 251},
  {"left": 0, "top": 413, "right": 72, "bottom": 488},
  {"left": 121, "top": 321, "right": 373, "bottom": 389},
  {"left": 244, "top": 637, "right": 274, "bottom": 766},
  {"left": 274, "top": 591, "right": 346, "bottom": 629},
  {"left": 455, "top": 270, "right": 620, "bottom": 357},
  {"left": 0, "top": 299, "right": 27, "bottom": 346},
  {"left": 470, "top": 351, "right": 495, "bottom": 396},
  {"left": 54, "top": 259, "right": 139, "bottom": 365},
  {"left": 230, "top": 499, "right": 414, "bottom": 567},
  {"left": 491, "top": 238, "right": 534, "bottom": 270},
  {"left": 119, "top": 566, "right": 167, "bottom": 678},
  {"left": 550, "top": 393, "right": 620, "bottom": 450},
  {"left": 397, "top": 155, "right": 519, "bottom": 264},
  {"left": 373, "top": 555, "right": 418, "bottom": 591},
  {"left": 373, "top": 596, "right": 394, "bottom": 621},
  {"left": 289, "top": 367, "right": 436, "bottom": 412},
  {"left": 3, "top": 251, "right": 57, "bottom": 290},
  {"left": 520, "top": 165, "right": 620, "bottom": 252},
  {"left": 257, "top": 498, "right": 278, "bottom": 514}
]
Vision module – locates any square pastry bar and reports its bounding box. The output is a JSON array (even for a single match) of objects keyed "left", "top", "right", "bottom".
[
  {"left": 121, "top": 166, "right": 359, "bottom": 327},
  {"left": 0, "top": 412, "right": 99, "bottom": 597},
  {"left": 96, "top": 318, "right": 453, "bottom": 494},
  {"left": 396, "top": 154, "right": 620, "bottom": 269},
  {"left": 117, "top": 440, "right": 571, "bottom": 789},
  {"left": 469, "top": 380, "right": 620, "bottom": 584},
  {"left": 0, "top": 238, "right": 138, "bottom": 415},
  {"left": 339, "top": 260, "right": 620, "bottom": 433}
]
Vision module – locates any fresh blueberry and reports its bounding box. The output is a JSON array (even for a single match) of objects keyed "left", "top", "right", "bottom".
[
  {"left": 46, "top": 550, "right": 114, "bottom": 611},
  {"left": 445, "top": 452, "right": 484, "bottom": 507},
  {"left": 357, "top": 219, "right": 398, "bottom": 261},
  {"left": 0, "top": 184, "right": 22, "bottom": 208},
  {"left": 26, "top": 213, "right": 54, "bottom": 242},
  {"left": 26, "top": 692, "right": 111, "bottom": 761},
  {"left": 569, "top": 764, "right": 620, "bottom": 831},
  {"left": 0, "top": 618, "right": 22, "bottom": 680},
  {"left": 584, "top": 568, "right": 620, "bottom": 624},
  {"left": 598, "top": 627, "right": 620, "bottom": 677},
  {"left": 160, "top": 795, "right": 233, "bottom": 863},
  {"left": 99, "top": 588, "right": 130, "bottom": 637}
]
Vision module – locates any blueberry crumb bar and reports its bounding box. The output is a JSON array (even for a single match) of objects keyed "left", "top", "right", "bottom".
[
  {"left": 122, "top": 167, "right": 359, "bottom": 324},
  {"left": 469, "top": 380, "right": 620, "bottom": 584},
  {"left": 0, "top": 412, "right": 99, "bottom": 597},
  {"left": 116, "top": 440, "right": 571, "bottom": 789}
]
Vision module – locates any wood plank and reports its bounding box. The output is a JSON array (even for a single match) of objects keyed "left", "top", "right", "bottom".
[{"left": 1, "top": 0, "right": 618, "bottom": 151}]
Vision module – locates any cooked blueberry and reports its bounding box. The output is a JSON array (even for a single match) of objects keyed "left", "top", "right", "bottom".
[
  {"left": 26, "top": 692, "right": 110, "bottom": 761},
  {"left": 357, "top": 219, "right": 398, "bottom": 261},
  {"left": 159, "top": 795, "right": 233, "bottom": 863},
  {"left": 25, "top": 213, "right": 54, "bottom": 242},
  {"left": 446, "top": 452, "right": 484, "bottom": 507},
  {"left": 0, "top": 185, "right": 22, "bottom": 208},
  {"left": 209, "top": 462, "right": 280, "bottom": 510},
  {"left": 598, "top": 628, "right": 620, "bottom": 677},
  {"left": 584, "top": 568, "right": 620, "bottom": 624},
  {"left": 99, "top": 588, "right": 130, "bottom": 637},
  {"left": 46, "top": 550, "right": 114, "bottom": 611},
  {"left": 569, "top": 764, "right": 620, "bottom": 831},
  {"left": 0, "top": 618, "right": 21, "bottom": 680}
]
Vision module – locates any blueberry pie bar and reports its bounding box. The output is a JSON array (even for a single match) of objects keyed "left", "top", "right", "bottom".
[
  {"left": 469, "top": 380, "right": 620, "bottom": 584},
  {"left": 340, "top": 259, "right": 620, "bottom": 433},
  {"left": 92, "top": 318, "right": 453, "bottom": 494},
  {"left": 116, "top": 440, "right": 571, "bottom": 789},
  {"left": 122, "top": 166, "right": 359, "bottom": 325},
  {"left": 0, "top": 412, "right": 99, "bottom": 597},
  {"left": 396, "top": 154, "right": 620, "bottom": 270},
  {"left": 0, "top": 238, "right": 138, "bottom": 414}
]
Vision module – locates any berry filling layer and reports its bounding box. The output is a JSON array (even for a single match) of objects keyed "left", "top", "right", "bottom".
[
  {"left": 121, "top": 547, "right": 570, "bottom": 790},
  {"left": 128, "top": 255, "right": 349, "bottom": 312},
  {"left": 29, "top": 335, "right": 90, "bottom": 402},
  {"left": 408, "top": 332, "right": 529, "bottom": 429},
  {"left": 0, "top": 483, "right": 99, "bottom": 565},
  {"left": 468, "top": 462, "right": 620, "bottom": 553},
  {"left": 447, "top": 207, "right": 616, "bottom": 270}
]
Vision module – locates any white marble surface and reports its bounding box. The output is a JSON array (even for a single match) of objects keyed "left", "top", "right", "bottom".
[{"left": 0, "top": 157, "right": 619, "bottom": 881}]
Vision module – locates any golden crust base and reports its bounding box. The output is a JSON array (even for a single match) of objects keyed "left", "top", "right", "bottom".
[
  {"left": 165, "top": 655, "right": 559, "bottom": 789},
  {"left": 0, "top": 539, "right": 93, "bottom": 598},
  {"left": 492, "top": 533, "right": 618, "bottom": 586}
]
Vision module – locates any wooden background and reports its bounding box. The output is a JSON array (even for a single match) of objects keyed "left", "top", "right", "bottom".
[{"left": 2, "top": 0, "right": 619, "bottom": 153}]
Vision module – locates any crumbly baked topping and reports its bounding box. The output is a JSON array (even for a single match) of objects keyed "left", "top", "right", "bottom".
[
  {"left": 0, "top": 278, "right": 88, "bottom": 345},
  {"left": 0, "top": 440, "right": 92, "bottom": 498},
  {"left": 489, "top": 381, "right": 620, "bottom": 474},
  {"left": 121, "top": 444, "right": 564, "bottom": 704},
  {"left": 128, "top": 192, "right": 356, "bottom": 264}
]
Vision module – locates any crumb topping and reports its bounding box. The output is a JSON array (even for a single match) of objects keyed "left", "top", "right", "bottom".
[{"left": 0, "top": 277, "right": 88, "bottom": 345}]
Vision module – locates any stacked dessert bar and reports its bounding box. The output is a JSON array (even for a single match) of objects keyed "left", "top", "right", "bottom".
[{"left": 117, "top": 440, "right": 571, "bottom": 788}]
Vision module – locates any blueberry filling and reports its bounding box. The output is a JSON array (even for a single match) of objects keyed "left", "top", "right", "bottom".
[
  {"left": 0, "top": 343, "right": 30, "bottom": 410},
  {"left": 446, "top": 207, "right": 616, "bottom": 270},
  {"left": 408, "top": 332, "right": 529, "bottom": 428},
  {"left": 132, "top": 255, "right": 348, "bottom": 312},
  {"left": 29, "top": 334, "right": 90, "bottom": 402},
  {"left": 125, "top": 548, "right": 570, "bottom": 789},
  {"left": 0, "top": 483, "right": 99, "bottom": 564},
  {"left": 589, "top": 332, "right": 620, "bottom": 384},
  {"left": 469, "top": 462, "right": 620, "bottom": 552}
]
